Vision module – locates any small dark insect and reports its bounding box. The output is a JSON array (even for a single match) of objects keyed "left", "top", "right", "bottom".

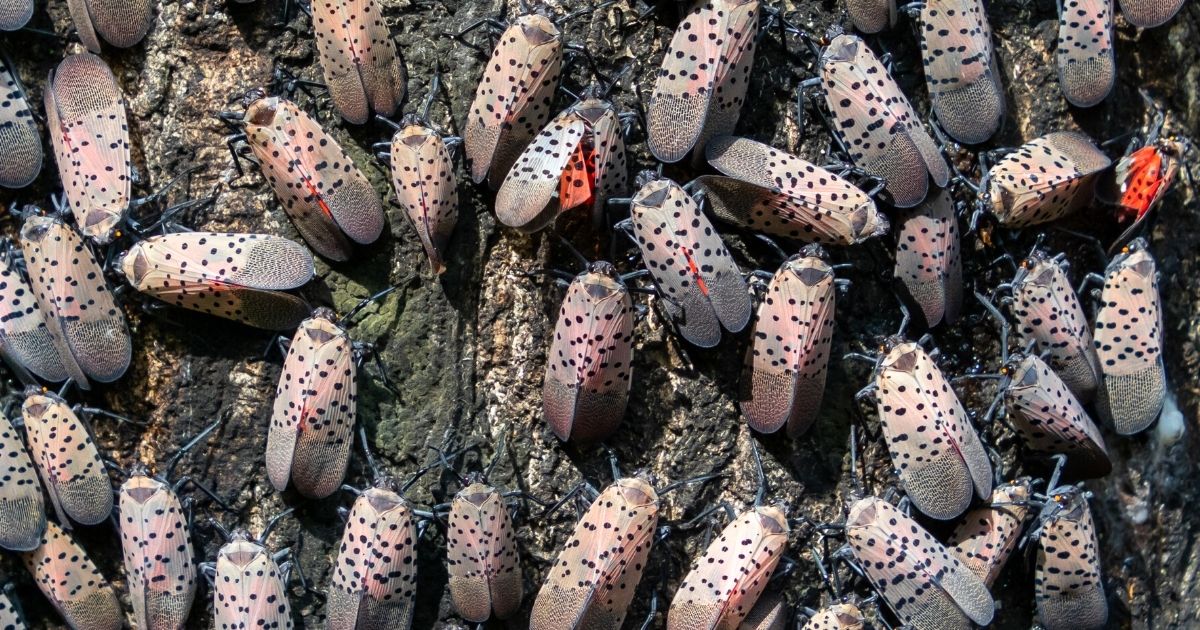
[
  {"left": 1056, "top": 0, "right": 1115, "bottom": 107},
  {"left": 21, "top": 521, "right": 123, "bottom": 630},
  {"left": 311, "top": 0, "right": 406, "bottom": 124},
  {"left": 66, "top": 0, "right": 154, "bottom": 51},
  {"left": 0, "top": 55, "right": 42, "bottom": 189}
]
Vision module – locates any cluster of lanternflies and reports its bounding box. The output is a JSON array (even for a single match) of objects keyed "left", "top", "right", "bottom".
[{"left": 0, "top": 0, "right": 1188, "bottom": 626}]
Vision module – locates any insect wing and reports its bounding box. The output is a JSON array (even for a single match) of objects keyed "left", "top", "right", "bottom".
[
  {"left": 894, "top": 188, "right": 962, "bottom": 327},
  {"left": 119, "top": 474, "right": 196, "bottom": 630},
  {"left": 947, "top": 479, "right": 1032, "bottom": 587},
  {"left": 846, "top": 497, "right": 995, "bottom": 628},
  {"left": 530, "top": 478, "right": 659, "bottom": 630},
  {"left": 244, "top": 97, "right": 384, "bottom": 259},
  {"left": 1056, "top": 0, "right": 1115, "bottom": 107},
  {"left": 45, "top": 53, "right": 131, "bottom": 244},
  {"left": 846, "top": 0, "right": 896, "bottom": 33},
  {"left": 702, "top": 136, "right": 887, "bottom": 245},
  {"left": 311, "top": 0, "right": 404, "bottom": 124},
  {"left": 23, "top": 392, "right": 112, "bottom": 525},
  {"left": 821, "top": 35, "right": 948, "bottom": 208},
  {"left": 918, "top": 0, "right": 1004, "bottom": 144},
  {"left": 0, "top": 57, "right": 42, "bottom": 188},
  {"left": 800, "top": 603, "right": 865, "bottom": 629},
  {"left": 120, "top": 232, "right": 315, "bottom": 330},
  {"left": 1012, "top": 252, "right": 1101, "bottom": 401},
  {"left": 631, "top": 177, "right": 751, "bottom": 348},
  {"left": 0, "top": 0, "right": 32, "bottom": 29},
  {"left": 463, "top": 14, "right": 563, "bottom": 186},
  {"left": 214, "top": 539, "right": 293, "bottom": 630},
  {"left": 647, "top": 0, "right": 759, "bottom": 163},
  {"left": 494, "top": 110, "right": 586, "bottom": 232},
  {"left": 876, "top": 342, "right": 992, "bottom": 520},
  {"left": 267, "top": 311, "right": 354, "bottom": 499},
  {"left": 389, "top": 123, "right": 459, "bottom": 275},
  {"left": 68, "top": 0, "right": 153, "bottom": 49},
  {"left": 580, "top": 99, "right": 629, "bottom": 222},
  {"left": 0, "top": 255, "right": 69, "bottom": 383},
  {"left": 543, "top": 267, "right": 634, "bottom": 443},
  {"left": 1005, "top": 354, "right": 1111, "bottom": 479},
  {"left": 1034, "top": 488, "right": 1108, "bottom": 629},
  {"left": 0, "top": 412, "right": 45, "bottom": 551},
  {"left": 667, "top": 506, "right": 789, "bottom": 630},
  {"left": 1118, "top": 0, "right": 1185, "bottom": 26},
  {"left": 987, "top": 132, "right": 1110, "bottom": 227},
  {"left": 0, "top": 587, "right": 26, "bottom": 629},
  {"left": 741, "top": 255, "right": 836, "bottom": 437},
  {"left": 447, "top": 483, "right": 522, "bottom": 622},
  {"left": 328, "top": 487, "right": 416, "bottom": 629},
  {"left": 21, "top": 521, "right": 123, "bottom": 630}
]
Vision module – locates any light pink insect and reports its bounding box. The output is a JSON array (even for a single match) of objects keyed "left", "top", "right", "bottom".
[
  {"left": 23, "top": 387, "right": 113, "bottom": 527},
  {"left": 388, "top": 114, "right": 459, "bottom": 275},
  {"left": 984, "top": 131, "right": 1111, "bottom": 228},
  {"left": 211, "top": 527, "right": 295, "bottom": 630},
  {"left": 894, "top": 188, "right": 962, "bottom": 328},
  {"left": 446, "top": 475, "right": 523, "bottom": 622},
  {"left": 0, "top": 411, "right": 46, "bottom": 551},
  {"left": 21, "top": 521, "right": 123, "bottom": 630},
  {"left": 118, "top": 231, "right": 316, "bottom": 330},
  {"left": 119, "top": 467, "right": 198, "bottom": 630},
  {"left": 1032, "top": 485, "right": 1108, "bottom": 630},
  {"left": 947, "top": 478, "right": 1033, "bottom": 587},
  {"left": 1056, "top": 0, "right": 1115, "bottom": 107},
  {"left": 914, "top": 0, "right": 1004, "bottom": 144},
  {"left": 311, "top": 0, "right": 405, "bottom": 124},
  {"left": 0, "top": 251, "right": 69, "bottom": 384},
  {"left": 0, "top": 56, "right": 42, "bottom": 189}
]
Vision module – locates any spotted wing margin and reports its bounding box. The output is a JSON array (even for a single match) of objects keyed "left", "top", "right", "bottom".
[
  {"left": 267, "top": 317, "right": 354, "bottom": 497},
  {"left": 390, "top": 127, "right": 458, "bottom": 274},
  {"left": 215, "top": 547, "right": 292, "bottom": 628},
  {"left": 0, "top": 261, "right": 69, "bottom": 382},
  {"left": 21, "top": 217, "right": 129, "bottom": 384},
  {"left": 704, "top": 136, "right": 883, "bottom": 245},
  {"left": 1056, "top": 0, "right": 1114, "bottom": 107},
  {"left": 0, "top": 58, "right": 43, "bottom": 189},
  {"left": 647, "top": 0, "right": 759, "bottom": 162},
  {"left": 920, "top": 0, "right": 991, "bottom": 92},
  {"left": 670, "top": 509, "right": 787, "bottom": 628},
  {"left": 589, "top": 105, "right": 627, "bottom": 219},
  {"left": 849, "top": 499, "right": 994, "bottom": 627},
  {"left": 45, "top": 53, "right": 130, "bottom": 244},
  {"left": 878, "top": 345, "right": 990, "bottom": 519},
  {"left": 494, "top": 113, "right": 585, "bottom": 232},
  {"left": 22, "top": 522, "right": 122, "bottom": 629},
  {"left": 120, "top": 481, "right": 194, "bottom": 629},
  {"left": 894, "top": 189, "right": 962, "bottom": 327},
  {"left": 463, "top": 18, "right": 562, "bottom": 185},
  {"left": 312, "top": 0, "right": 403, "bottom": 124},
  {"left": 742, "top": 261, "right": 835, "bottom": 435},
  {"left": 0, "top": 0, "right": 33, "bottom": 30},
  {"left": 1096, "top": 248, "right": 1161, "bottom": 375}
]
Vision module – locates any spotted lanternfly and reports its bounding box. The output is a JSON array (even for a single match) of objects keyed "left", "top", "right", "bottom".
[
  {"left": 23, "top": 388, "right": 113, "bottom": 526},
  {"left": 530, "top": 476, "right": 661, "bottom": 629},
  {"left": 327, "top": 479, "right": 418, "bottom": 629},
  {"left": 846, "top": 0, "right": 895, "bottom": 33},
  {"left": 119, "top": 465, "right": 198, "bottom": 630},
  {"left": 871, "top": 338, "right": 992, "bottom": 520},
  {"left": 1111, "top": 139, "right": 1181, "bottom": 238},
  {"left": 463, "top": 12, "right": 563, "bottom": 187},
  {"left": 266, "top": 307, "right": 355, "bottom": 499},
  {"left": 738, "top": 591, "right": 788, "bottom": 630},
  {"left": 0, "top": 0, "right": 32, "bottom": 30},
  {"left": 1031, "top": 485, "right": 1108, "bottom": 630},
  {"left": 666, "top": 504, "right": 789, "bottom": 629},
  {"left": 495, "top": 94, "right": 629, "bottom": 232},
  {"left": 44, "top": 53, "right": 131, "bottom": 245},
  {"left": 947, "top": 478, "right": 1033, "bottom": 587},
  {"left": 446, "top": 475, "right": 523, "bottom": 622},
  {"left": 66, "top": 0, "right": 153, "bottom": 52},
  {"left": 0, "top": 251, "right": 70, "bottom": 384},
  {"left": 1000, "top": 352, "right": 1111, "bottom": 478},
  {"left": 694, "top": 135, "right": 888, "bottom": 246},
  {"left": 1093, "top": 239, "right": 1165, "bottom": 434},
  {"left": 647, "top": 0, "right": 759, "bottom": 164},
  {"left": 740, "top": 245, "right": 836, "bottom": 438},
  {"left": 20, "top": 212, "right": 130, "bottom": 388},
  {"left": 241, "top": 92, "right": 385, "bottom": 261},
  {"left": 311, "top": 0, "right": 405, "bottom": 124},
  {"left": 21, "top": 521, "right": 124, "bottom": 630},
  {"left": 845, "top": 496, "right": 995, "bottom": 628},
  {"left": 818, "top": 34, "right": 950, "bottom": 208},
  {"left": 1007, "top": 249, "right": 1101, "bottom": 402},
  {"left": 1117, "top": 0, "right": 1185, "bottom": 27},
  {"left": 543, "top": 261, "right": 634, "bottom": 443},
  {"left": 117, "top": 231, "right": 315, "bottom": 330},
  {"left": 983, "top": 131, "right": 1111, "bottom": 228},
  {"left": 628, "top": 171, "right": 752, "bottom": 348},
  {"left": 211, "top": 527, "right": 295, "bottom": 630},
  {"left": 0, "top": 583, "right": 27, "bottom": 629},
  {"left": 1056, "top": 0, "right": 1115, "bottom": 108},
  {"left": 0, "top": 411, "right": 46, "bottom": 552},
  {"left": 387, "top": 114, "right": 459, "bottom": 275},
  {"left": 894, "top": 188, "right": 962, "bottom": 328},
  {"left": 913, "top": 0, "right": 1004, "bottom": 144},
  {"left": 0, "top": 56, "right": 42, "bottom": 189},
  {"left": 800, "top": 602, "right": 865, "bottom": 629}
]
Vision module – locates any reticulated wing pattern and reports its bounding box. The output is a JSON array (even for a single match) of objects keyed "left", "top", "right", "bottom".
[
  {"left": 44, "top": 53, "right": 130, "bottom": 245},
  {"left": 0, "top": 412, "right": 45, "bottom": 552},
  {"left": 918, "top": 0, "right": 1004, "bottom": 143},
  {"left": 0, "top": 256, "right": 68, "bottom": 383},
  {"left": 1034, "top": 488, "right": 1108, "bottom": 629},
  {"left": 390, "top": 124, "right": 458, "bottom": 275},
  {"left": 311, "top": 0, "right": 404, "bottom": 124},
  {"left": 21, "top": 521, "right": 123, "bottom": 630},
  {"left": 987, "top": 131, "right": 1111, "bottom": 227},
  {"left": 947, "top": 480, "right": 1032, "bottom": 586},
  {"left": 494, "top": 111, "right": 585, "bottom": 232},
  {"left": 0, "top": 0, "right": 32, "bottom": 30},
  {"left": 447, "top": 484, "right": 522, "bottom": 622},
  {"left": 846, "top": 497, "right": 995, "bottom": 628},
  {"left": 328, "top": 488, "right": 415, "bottom": 629},
  {"left": 0, "top": 57, "right": 42, "bottom": 188},
  {"left": 1094, "top": 245, "right": 1164, "bottom": 434},
  {"left": 1118, "top": 0, "right": 1185, "bottom": 27},
  {"left": 894, "top": 188, "right": 962, "bottom": 327},
  {"left": 584, "top": 100, "right": 629, "bottom": 221},
  {"left": 1012, "top": 253, "right": 1101, "bottom": 401},
  {"left": 118, "top": 475, "right": 195, "bottom": 630},
  {"left": 1005, "top": 354, "right": 1111, "bottom": 479},
  {"left": 1056, "top": 0, "right": 1115, "bottom": 107},
  {"left": 846, "top": 0, "right": 896, "bottom": 33},
  {"left": 23, "top": 394, "right": 112, "bottom": 526}
]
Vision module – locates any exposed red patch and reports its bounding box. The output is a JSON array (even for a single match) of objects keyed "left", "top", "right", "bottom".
[{"left": 559, "top": 141, "right": 597, "bottom": 211}]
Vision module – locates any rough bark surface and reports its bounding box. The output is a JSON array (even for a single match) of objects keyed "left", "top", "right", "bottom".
[{"left": 0, "top": 0, "right": 1198, "bottom": 628}]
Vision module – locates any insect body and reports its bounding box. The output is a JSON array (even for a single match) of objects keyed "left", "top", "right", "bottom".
[
  {"left": 0, "top": 56, "right": 42, "bottom": 189},
  {"left": 0, "top": 412, "right": 45, "bottom": 551},
  {"left": 694, "top": 136, "right": 887, "bottom": 246},
  {"left": 66, "top": 0, "right": 153, "bottom": 51},
  {"left": 1031, "top": 486, "right": 1108, "bottom": 630},
  {"left": 446, "top": 476, "right": 523, "bottom": 622},
  {"left": 241, "top": 93, "right": 385, "bottom": 261},
  {"left": 387, "top": 114, "right": 459, "bottom": 275},
  {"left": 119, "top": 468, "right": 198, "bottom": 630},
  {"left": 983, "top": 131, "right": 1111, "bottom": 228},
  {"left": 947, "top": 478, "right": 1033, "bottom": 586},
  {"left": 1056, "top": 0, "right": 1115, "bottom": 107},
  {"left": 800, "top": 602, "right": 865, "bottom": 629},
  {"left": 311, "top": 0, "right": 405, "bottom": 124},
  {"left": 21, "top": 521, "right": 123, "bottom": 630},
  {"left": 647, "top": 0, "right": 759, "bottom": 164},
  {"left": 211, "top": 528, "right": 295, "bottom": 630},
  {"left": 894, "top": 188, "right": 962, "bottom": 328},
  {"left": 117, "top": 231, "right": 315, "bottom": 330},
  {"left": 22, "top": 388, "right": 113, "bottom": 526},
  {"left": 0, "top": 251, "right": 69, "bottom": 384},
  {"left": 1111, "top": 138, "right": 1181, "bottom": 236}
]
